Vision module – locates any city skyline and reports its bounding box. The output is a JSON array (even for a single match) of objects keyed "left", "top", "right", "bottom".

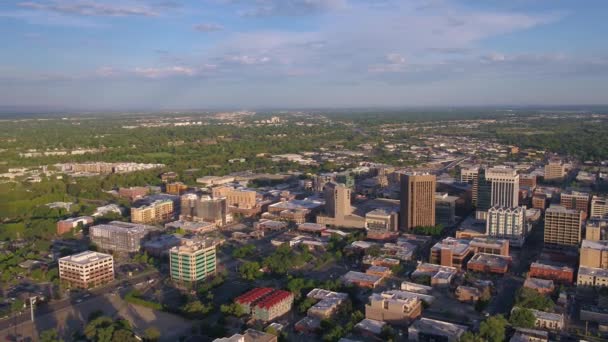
[{"left": 1, "top": 0, "right": 608, "bottom": 110}]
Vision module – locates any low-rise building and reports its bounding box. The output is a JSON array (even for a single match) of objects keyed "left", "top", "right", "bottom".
[
  {"left": 467, "top": 253, "right": 510, "bottom": 274},
  {"left": 528, "top": 261, "right": 574, "bottom": 284},
  {"left": 306, "top": 288, "right": 349, "bottom": 319},
  {"left": 365, "top": 208, "right": 399, "bottom": 240},
  {"left": 580, "top": 239, "right": 608, "bottom": 268},
  {"left": 430, "top": 237, "right": 472, "bottom": 269},
  {"left": 56, "top": 216, "right": 94, "bottom": 235},
  {"left": 577, "top": 266, "right": 608, "bottom": 288},
  {"left": 58, "top": 251, "right": 114, "bottom": 289},
  {"left": 131, "top": 199, "right": 174, "bottom": 224},
  {"left": 591, "top": 196, "right": 608, "bottom": 219},
  {"left": 89, "top": 221, "right": 160, "bottom": 253},
  {"left": 165, "top": 182, "right": 188, "bottom": 195},
  {"left": 213, "top": 329, "right": 277, "bottom": 342},
  {"left": 524, "top": 277, "right": 555, "bottom": 295},
  {"left": 412, "top": 263, "right": 458, "bottom": 287},
  {"left": 408, "top": 318, "right": 468, "bottom": 342},
  {"left": 235, "top": 288, "right": 294, "bottom": 322},
  {"left": 455, "top": 285, "right": 481, "bottom": 302},
  {"left": 529, "top": 308, "right": 564, "bottom": 331},
  {"left": 118, "top": 186, "right": 149, "bottom": 201},
  {"left": 342, "top": 271, "right": 383, "bottom": 288},
  {"left": 354, "top": 318, "right": 386, "bottom": 338},
  {"left": 365, "top": 292, "right": 422, "bottom": 326},
  {"left": 510, "top": 328, "right": 549, "bottom": 342}
]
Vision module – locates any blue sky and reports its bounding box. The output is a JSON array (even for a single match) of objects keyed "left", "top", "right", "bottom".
[{"left": 0, "top": 0, "right": 607, "bottom": 110}]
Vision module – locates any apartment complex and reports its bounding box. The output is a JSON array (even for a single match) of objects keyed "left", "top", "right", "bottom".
[
  {"left": 365, "top": 291, "right": 422, "bottom": 326},
  {"left": 89, "top": 221, "right": 158, "bottom": 253},
  {"left": 59, "top": 251, "right": 114, "bottom": 289},
  {"left": 400, "top": 173, "right": 436, "bottom": 230},
  {"left": 131, "top": 199, "right": 174, "bottom": 224},
  {"left": 56, "top": 216, "right": 94, "bottom": 235},
  {"left": 544, "top": 160, "right": 566, "bottom": 181},
  {"left": 486, "top": 206, "right": 527, "bottom": 247},
  {"left": 591, "top": 196, "right": 608, "bottom": 218},
  {"left": 169, "top": 239, "right": 217, "bottom": 284},
  {"left": 543, "top": 206, "right": 583, "bottom": 246},
  {"left": 235, "top": 288, "right": 294, "bottom": 322}
]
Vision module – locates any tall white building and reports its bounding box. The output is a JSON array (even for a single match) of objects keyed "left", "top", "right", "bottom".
[
  {"left": 485, "top": 168, "right": 519, "bottom": 208},
  {"left": 486, "top": 206, "right": 528, "bottom": 247}
]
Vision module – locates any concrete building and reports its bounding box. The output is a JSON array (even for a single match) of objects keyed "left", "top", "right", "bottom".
[
  {"left": 269, "top": 199, "right": 324, "bottom": 224},
  {"left": 560, "top": 190, "right": 590, "bottom": 219},
  {"left": 524, "top": 277, "right": 555, "bottom": 295},
  {"left": 519, "top": 174, "right": 537, "bottom": 189},
  {"left": 197, "top": 196, "right": 228, "bottom": 226},
  {"left": 408, "top": 318, "right": 468, "bottom": 342},
  {"left": 510, "top": 328, "right": 549, "bottom": 342},
  {"left": 235, "top": 288, "right": 294, "bottom": 322},
  {"left": 455, "top": 286, "right": 481, "bottom": 302},
  {"left": 89, "top": 221, "right": 159, "bottom": 253},
  {"left": 486, "top": 206, "right": 528, "bottom": 247},
  {"left": 544, "top": 160, "right": 566, "bottom": 181},
  {"left": 486, "top": 167, "right": 520, "bottom": 208},
  {"left": 56, "top": 216, "right": 94, "bottom": 235},
  {"left": 118, "top": 186, "right": 149, "bottom": 201},
  {"left": 529, "top": 261, "right": 574, "bottom": 284},
  {"left": 131, "top": 199, "right": 174, "bottom": 224},
  {"left": 544, "top": 205, "right": 583, "bottom": 247},
  {"left": 169, "top": 239, "right": 217, "bottom": 284},
  {"left": 305, "top": 288, "right": 349, "bottom": 319},
  {"left": 400, "top": 173, "right": 436, "bottom": 230},
  {"left": 412, "top": 263, "right": 458, "bottom": 287},
  {"left": 529, "top": 309, "right": 565, "bottom": 331},
  {"left": 316, "top": 182, "right": 366, "bottom": 229},
  {"left": 165, "top": 182, "right": 188, "bottom": 195},
  {"left": 577, "top": 266, "right": 608, "bottom": 287},
  {"left": 591, "top": 196, "right": 608, "bottom": 219},
  {"left": 59, "top": 251, "right": 114, "bottom": 289},
  {"left": 365, "top": 208, "right": 399, "bottom": 239},
  {"left": 365, "top": 292, "right": 422, "bottom": 326},
  {"left": 430, "top": 237, "right": 472, "bottom": 269},
  {"left": 213, "top": 329, "right": 277, "bottom": 342},
  {"left": 586, "top": 219, "right": 608, "bottom": 241},
  {"left": 342, "top": 271, "right": 384, "bottom": 288},
  {"left": 580, "top": 240, "right": 608, "bottom": 268},
  {"left": 532, "top": 193, "right": 548, "bottom": 211},
  {"left": 435, "top": 193, "right": 457, "bottom": 227}
]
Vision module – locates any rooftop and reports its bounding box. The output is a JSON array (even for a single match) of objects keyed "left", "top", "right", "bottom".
[
  {"left": 410, "top": 318, "right": 468, "bottom": 337},
  {"left": 59, "top": 251, "right": 112, "bottom": 265},
  {"left": 269, "top": 199, "right": 324, "bottom": 211},
  {"left": 431, "top": 237, "right": 471, "bottom": 255},
  {"left": 170, "top": 238, "right": 217, "bottom": 254},
  {"left": 581, "top": 239, "right": 608, "bottom": 251},
  {"left": 578, "top": 266, "right": 608, "bottom": 278},
  {"left": 355, "top": 318, "right": 385, "bottom": 335},
  {"left": 468, "top": 253, "right": 510, "bottom": 268},
  {"left": 343, "top": 271, "right": 383, "bottom": 284}
]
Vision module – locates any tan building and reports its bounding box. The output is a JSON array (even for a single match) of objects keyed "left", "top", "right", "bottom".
[
  {"left": 365, "top": 209, "right": 399, "bottom": 236},
  {"left": 532, "top": 193, "right": 548, "bottom": 211},
  {"left": 226, "top": 189, "right": 258, "bottom": 209},
  {"left": 580, "top": 240, "right": 608, "bottom": 268},
  {"left": 543, "top": 205, "right": 582, "bottom": 246},
  {"left": 430, "top": 237, "right": 472, "bottom": 269},
  {"left": 519, "top": 174, "right": 537, "bottom": 189},
  {"left": 591, "top": 196, "right": 608, "bottom": 218},
  {"left": 544, "top": 160, "right": 566, "bottom": 181},
  {"left": 530, "top": 309, "right": 564, "bottom": 331},
  {"left": 316, "top": 182, "right": 365, "bottom": 228},
  {"left": 59, "top": 251, "right": 114, "bottom": 289},
  {"left": 400, "top": 173, "right": 436, "bottom": 230},
  {"left": 560, "top": 191, "right": 589, "bottom": 219},
  {"left": 365, "top": 291, "right": 422, "bottom": 326},
  {"left": 166, "top": 182, "right": 188, "bottom": 195},
  {"left": 131, "top": 199, "right": 174, "bottom": 224},
  {"left": 586, "top": 219, "right": 608, "bottom": 241},
  {"left": 577, "top": 266, "right": 608, "bottom": 287}
]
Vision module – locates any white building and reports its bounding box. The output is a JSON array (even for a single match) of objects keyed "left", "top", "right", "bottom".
[
  {"left": 486, "top": 206, "right": 528, "bottom": 247},
  {"left": 486, "top": 167, "right": 519, "bottom": 208}
]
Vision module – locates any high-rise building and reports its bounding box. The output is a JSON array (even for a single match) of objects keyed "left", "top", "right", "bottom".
[
  {"left": 460, "top": 167, "right": 479, "bottom": 206},
  {"left": 544, "top": 205, "right": 583, "bottom": 247},
  {"left": 544, "top": 160, "right": 566, "bottom": 181},
  {"left": 170, "top": 239, "right": 217, "bottom": 284},
  {"left": 197, "top": 196, "right": 228, "bottom": 226},
  {"left": 435, "top": 193, "right": 457, "bottom": 227},
  {"left": 324, "top": 182, "right": 352, "bottom": 218},
  {"left": 475, "top": 168, "right": 492, "bottom": 219},
  {"left": 131, "top": 199, "right": 174, "bottom": 224},
  {"left": 400, "top": 174, "right": 436, "bottom": 231},
  {"left": 485, "top": 167, "right": 519, "bottom": 208},
  {"left": 59, "top": 251, "right": 114, "bottom": 289},
  {"left": 591, "top": 196, "right": 608, "bottom": 219},
  {"left": 560, "top": 191, "right": 590, "bottom": 219},
  {"left": 486, "top": 206, "right": 528, "bottom": 247}
]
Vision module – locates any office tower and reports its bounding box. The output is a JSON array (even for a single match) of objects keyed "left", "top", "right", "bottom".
[
  {"left": 485, "top": 167, "right": 519, "bottom": 208},
  {"left": 170, "top": 239, "right": 217, "bottom": 284},
  {"left": 486, "top": 206, "right": 527, "bottom": 247},
  {"left": 435, "top": 193, "right": 457, "bottom": 227},
  {"left": 400, "top": 173, "right": 436, "bottom": 230},
  {"left": 131, "top": 199, "right": 174, "bottom": 224},
  {"left": 560, "top": 191, "right": 590, "bottom": 219},
  {"left": 544, "top": 160, "right": 566, "bottom": 181},
  {"left": 460, "top": 167, "right": 479, "bottom": 206},
  {"left": 89, "top": 221, "right": 159, "bottom": 253},
  {"left": 59, "top": 251, "right": 114, "bottom": 289},
  {"left": 544, "top": 205, "right": 583, "bottom": 247},
  {"left": 180, "top": 193, "right": 198, "bottom": 218},
  {"left": 475, "top": 168, "right": 492, "bottom": 219},
  {"left": 591, "top": 196, "right": 608, "bottom": 219},
  {"left": 324, "top": 182, "right": 352, "bottom": 219}
]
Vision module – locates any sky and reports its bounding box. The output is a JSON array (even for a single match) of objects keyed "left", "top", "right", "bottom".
[{"left": 0, "top": 0, "right": 607, "bottom": 110}]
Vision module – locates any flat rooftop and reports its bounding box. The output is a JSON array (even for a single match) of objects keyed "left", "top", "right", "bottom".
[
  {"left": 269, "top": 199, "right": 324, "bottom": 210},
  {"left": 410, "top": 318, "right": 468, "bottom": 337},
  {"left": 60, "top": 251, "right": 112, "bottom": 265},
  {"left": 582, "top": 239, "right": 608, "bottom": 251},
  {"left": 468, "top": 253, "right": 510, "bottom": 268},
  {"left": 343, "top": 271, "right": 383, "bottom": 284}
]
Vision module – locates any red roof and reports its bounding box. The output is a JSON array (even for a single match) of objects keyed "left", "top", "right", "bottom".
[
  {"left": 255, "top": 290, "right": 293, "bottom": 309},
  {"left": 235, "top": 287, "right": 274, "bottom": 305}
]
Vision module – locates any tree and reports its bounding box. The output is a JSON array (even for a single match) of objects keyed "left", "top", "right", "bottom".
[
  {"left": 239, "top": 261, "right": 262, "bottom": 280},
  {"left": 510, "top": 307, "right": 536, "bottom": 328},
  {"left": 112, "top": 329, "right": 138, "bottom": 342},
  {"left": 144, "top": 327, "right": 161, "bottom": 342},
  {"left": 220, "top": 303, "right": 245, "bottom": 317},
  {"left": 40, "top": 328, "right": 63, "bottom": 342},
  {"left": 298, "top": 297, "right": 317, "bottom": 314},
  {"left": 478, "top": 315, "right": 508, "bottom": 342},
  {"left": 515, "top": 288, "right": 554, "bottom": 311},
  {"left": 460, "top": 332, "right": 485, "bottom": 342}
]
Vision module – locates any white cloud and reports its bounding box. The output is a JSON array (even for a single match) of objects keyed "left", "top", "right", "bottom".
[
  {"left": 18, "top": 1, "right": 159, "bottom": 17},
  {"left": 193, "top": 23, "right": 224, "bottom": 32}
]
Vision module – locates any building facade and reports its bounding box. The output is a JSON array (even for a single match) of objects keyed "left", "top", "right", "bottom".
[
  {"left": 131, "top": 199, "right": 174, "bottom": 224},
  {"left": 435, "top": 193, "right": 457, "bottom": 227},
  {"left": 486, "top": 206, "right": 528, "bottom": 247},
  {"left": 400, "top": 173, "right": 436, "bottom": 230},
  {"left": 59, "top": 251, "right": 114, "bottom": 289},
  {"left": 544, "top": 160, "right": 566, "bottom": 181},
  {"left": 89, "top": 221, "right": 158, "bottom": 253},
  {"left": 543, "top": 206, "right": 583, "bottom": 247},
  {"left": 169, "top": 239, "right": 217, "bottom": 284},
  {"left": 560, "top": 191, "right": 590, "bottom": 219},
  {"left": 485, "top": 167, "right": 520, "bottom": 208},
  {"left": 591, "top": 196, "right": 608, "bottom": 218},
  {"left": 365, "top": 292, "right": 422, "bottom": 326}
]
